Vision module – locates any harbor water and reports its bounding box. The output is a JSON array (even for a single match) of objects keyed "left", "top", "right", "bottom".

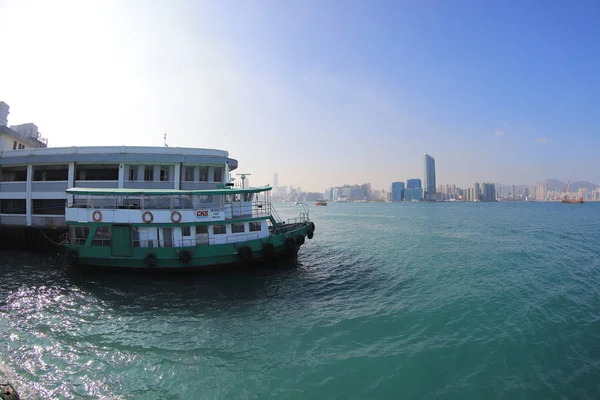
[{"left": 1, "top": 202, "right": 600, "bottom": 399}]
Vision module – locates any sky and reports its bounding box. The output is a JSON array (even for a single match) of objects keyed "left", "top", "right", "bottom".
[{"left": 1, "top": 0, "right": 599, "bottom": 191}]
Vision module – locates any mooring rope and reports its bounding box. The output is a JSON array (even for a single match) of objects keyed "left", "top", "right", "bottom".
[{"left": 35, "top": 227, "right": 67, "bottom": 246}]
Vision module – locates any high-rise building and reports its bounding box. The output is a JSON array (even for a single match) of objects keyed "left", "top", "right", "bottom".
[
  {"left": 481, "top": 183, "right": 496, "bottom": 202},
  {"left": 424, "top": 154, "right": 436, "bottom": 201},
  {"left": 391, "top": 182, "right": 405, "bottom": 202},
  {"left": 273, "top": 172, "right": 278, "bottom": 189},
  {"left": 473, "top": 183, "right": 481, "bottom": 201},
  {"left": 361, "top": 183, "right": 372, "bottom": 200},
  {"left": 407, "top": 178, "right": 422, "bottom": 189},
  {"left": 536, "top": 181, "right": 548, "bottom": 201}
]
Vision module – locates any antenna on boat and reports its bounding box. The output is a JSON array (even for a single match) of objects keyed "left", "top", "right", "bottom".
[
  {"left": 236, "top": 173, "right": 251, "bottom": 188},
  {"left": 164, "top": 133, "right": 169, "bottom": 147}
]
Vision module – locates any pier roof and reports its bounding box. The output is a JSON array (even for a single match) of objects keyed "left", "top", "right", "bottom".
[{"left": 66, "top": 186, "right": 272, "bottom": 196}]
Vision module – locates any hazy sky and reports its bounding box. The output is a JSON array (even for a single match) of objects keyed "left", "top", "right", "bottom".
[{"left": 1, "top": 0, "right": 599, "bottom": 191}]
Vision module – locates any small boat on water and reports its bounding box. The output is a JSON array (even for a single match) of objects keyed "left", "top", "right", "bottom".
[
  {"left": 315, "top": 200, "right": 328, "bottom": 206},
  {"left": 562, "top": 177, "right": 584, "bottom": 204}
]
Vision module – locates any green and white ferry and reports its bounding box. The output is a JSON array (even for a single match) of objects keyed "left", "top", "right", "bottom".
[{"left": 61, "top": 182, "right": 314, "bottom": 269}]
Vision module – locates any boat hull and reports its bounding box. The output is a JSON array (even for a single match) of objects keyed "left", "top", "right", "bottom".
[{"left": 64, "top": 223, "right": 313, "bottom": 270}]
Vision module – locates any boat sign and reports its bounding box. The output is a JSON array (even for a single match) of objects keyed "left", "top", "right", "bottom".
[{"left": 196, "top": 208, "right": 225, "bottom": 221}]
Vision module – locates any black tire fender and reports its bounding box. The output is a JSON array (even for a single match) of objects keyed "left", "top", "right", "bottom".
[
  {"left": 285, "top": 238, "right": 296, "bottom": 249},
  {"left": 238, "top": 246, "right": 253, "bottom": 261},
  {"left": 66, "top": 249, "right": 79, "bottom": 265},
  {"left": 262, "top": 243, "right": 275, "bottom": 256},
  {"left": 178, "top": 250, "right": 192, "bottom": 264},
  {"left": 144, "top": 252, "right": 158, "bottom": 267}
]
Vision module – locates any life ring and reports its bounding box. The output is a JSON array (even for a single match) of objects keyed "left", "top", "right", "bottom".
[
  {"left": 262, "top": 243, "right": 275, "bottom": 256},
  {"left": 178, "top": 250, "right": 192, "bottom": 264},
  {"left": 285, "top": 238, "right": 296, "bottom": 249},
  {"left": 66, "top": 249, "right": 79, "bottom": 265},
  {"left": 307, "top": 231, "right": 314, "bottom": 240},
  {"left": 296, "top": 235, "right": 305, "bottom": 245},
  {"left": 238, "top": 246, "right": 253, "bottom": 261},
  {"left": 171, "top": 211, "right": 182, "bottom": 223},
  {"left": 144, "top": 252, "right": 158, "bottom": 267},
  {"left": 92, "top": 210, "right": 102, "bottom": 222},
  {"left": 142, "top": 211, "right": 154, "bottom": 223}
]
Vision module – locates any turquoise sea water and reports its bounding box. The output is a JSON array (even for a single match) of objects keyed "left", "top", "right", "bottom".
[{"left": 1, "top": 202, "right": 600, "bottom": 399}]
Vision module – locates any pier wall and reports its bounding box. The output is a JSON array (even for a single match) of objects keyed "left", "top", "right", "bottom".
[{"left": 0, "top": 225, "right": 67, "bottom": 251}]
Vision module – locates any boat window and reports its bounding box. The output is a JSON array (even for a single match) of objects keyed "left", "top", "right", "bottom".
[
  {"left": 144, "top": 167, "right": 154, "bottom": 181},
  {"left": 199, "top": 167, "right": 209, "bottom": 182},
  {"left": 196, "top": 195, "right": 212, "bottom": 203},
  {"left": 213, "top": 225, "right": 226, "bottom": 235},
  {"left": 182, "top": 226, "right": 191, "bottom": 237},
  {"left": 12, "top": 141, "right": 17, "bottom": 150},
  {"left": 128, "top": 166, "right": 138, "bottom": 181},
  {"left": 184, "top": 167, "right": 194, "bottom": 182},
  {"left": 249, "top": 222, "right": 261, "bottom": 232},
  {"left": 91, "top": 226, "right": 111, "bottom": 246},
  {"left": 196, "top": 225, "right": 208, "bottom": 234},
  {"left": 244, "top": 193, "right": 253, "bottom": 202},
  {"left": 70, "top": 226, "right": 90, "bottom": 245},
  {"left": 213, "top": 167, "right": 223, "bottom": 182},
  {"left": 232, "top": 223, "right": 245, "bottom": 233},
  {"left": 174, "top": 195, "right": 192, "bottom": 209}
]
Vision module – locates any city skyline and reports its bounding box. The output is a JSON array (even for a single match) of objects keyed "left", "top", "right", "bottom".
[{"left": 2, "top": 1, "right": 600, "bottom": 191}]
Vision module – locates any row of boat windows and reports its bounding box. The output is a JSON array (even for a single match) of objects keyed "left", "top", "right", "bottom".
[
  {"left": 71, "top": 193, "right": 255, "bottom": 210},
  {"left": 70, "top": 222, "right": 263, "bottom": 244}
]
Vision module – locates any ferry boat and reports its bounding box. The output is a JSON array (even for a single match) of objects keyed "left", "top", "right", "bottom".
[
  {"left": 315, "top": 200, "right": 327, "bottom": 206},
  {"left": 61, "top": 184, "right": 314, "bottom": 269},
  {"left": 0, "top": 101, "right": 315, "bottom": 268}
]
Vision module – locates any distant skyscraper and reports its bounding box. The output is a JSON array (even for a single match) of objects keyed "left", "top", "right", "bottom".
[
  {"left": 473, "top": 183, "right": 481, "bottom": 201},
  {"left": 423, "top": 154, "right": 436, "bottom": 201},
  {"left": 536, "top": 181, "right": 548, "bottom": 201},
  {"left": 273, "top": 172, "right": 278, "bottom": 189},
  {"left": 407, "top": 178, "right": 422, "bottom": 189},
  {"left": 391, "top": 182, "right": 405, "bottom": 202},
  {"left": 481, "top": 183, "right": 496, "bottom": 202}
]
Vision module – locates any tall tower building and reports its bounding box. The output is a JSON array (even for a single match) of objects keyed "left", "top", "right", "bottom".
[
  {"left": 536, "top": 181, "right": 548, "bottom": 201},
  {"left": 473, "top": 182, "right": 481, "bottom": 201},
  {"left": 391, "top": 182, "right": 405, "bottom": 202},
  {"left": 273, "top": 172, "right": 278, "bottom": 189},
  {"left": 423, "top": 153, "right": 436, "bottom": 201}
]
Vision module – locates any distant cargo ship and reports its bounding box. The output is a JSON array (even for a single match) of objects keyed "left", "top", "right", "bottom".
[{"left": 562, "top": 177, "right": 584, "bottom": 204}]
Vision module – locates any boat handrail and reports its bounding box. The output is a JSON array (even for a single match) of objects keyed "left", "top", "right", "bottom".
[{"left": 225, "top": 232, "right": 259, "bottom": 244}]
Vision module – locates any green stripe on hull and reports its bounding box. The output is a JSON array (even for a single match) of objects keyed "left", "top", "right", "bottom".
[{"left": 65, "top": 225, "right": 312, "bottom": 269}]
